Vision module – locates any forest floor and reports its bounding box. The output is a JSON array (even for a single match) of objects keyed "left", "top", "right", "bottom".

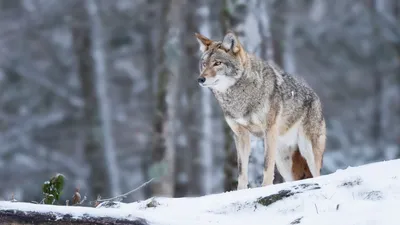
[{"left": 1, "top": 159, "right": 400, "bottom": 225}]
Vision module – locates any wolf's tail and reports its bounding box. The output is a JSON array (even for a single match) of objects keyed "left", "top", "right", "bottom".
[{"left": 291, "top": 147, "right": 313, "bottom": 180}]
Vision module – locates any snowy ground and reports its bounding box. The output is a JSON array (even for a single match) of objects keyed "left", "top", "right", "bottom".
[{"left": 1, "top": 159, "right": 400, "bottom": 225}]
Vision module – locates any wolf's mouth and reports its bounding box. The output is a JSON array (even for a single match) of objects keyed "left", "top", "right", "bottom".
[{"left": 200, "top": 79, "right": 219, "bottom": 87}]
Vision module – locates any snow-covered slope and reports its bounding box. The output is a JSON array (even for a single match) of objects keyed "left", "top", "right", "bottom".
[{"left": 2, "top": 159, "right": 400, "bottom": 225}]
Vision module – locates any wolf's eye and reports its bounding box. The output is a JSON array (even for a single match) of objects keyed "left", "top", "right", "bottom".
[
  {"left": 214, "top": 61, "right": 222, "bottom": 66},
  {"left": 202, "top": 62, "right": 207, "bottom": 68}
]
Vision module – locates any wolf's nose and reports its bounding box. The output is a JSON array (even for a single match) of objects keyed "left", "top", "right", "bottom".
[{"left": 198, "top": 77, "right": 206, "bottom": 83}]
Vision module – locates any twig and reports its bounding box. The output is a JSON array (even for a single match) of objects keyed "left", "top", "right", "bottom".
[
  {"left": 10, "top": 192, "right": 17, "bottom": 202},
  {"left": 80, "top": 196, "right": 87, "bottom": 205},
  {"left": 329, "top": 192, "right": 337, "bottom": 200},
  {"left": 73, "top": 196, "right": 87, "bottom": 206},
  {"left": 314, "top": 203, "right": 319, "bottom": 214},
  {"left": 97, "top": 178, "right": 154, "bottom": 202}
]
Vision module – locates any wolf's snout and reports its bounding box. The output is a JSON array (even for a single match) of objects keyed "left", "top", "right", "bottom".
[{"left": 197, "top": 77, "right": 206, "bottom": 84}]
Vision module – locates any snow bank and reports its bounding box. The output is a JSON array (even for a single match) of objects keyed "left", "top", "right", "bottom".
[{"left": 1, "top": 159, "right": 400, "bottom": 225}]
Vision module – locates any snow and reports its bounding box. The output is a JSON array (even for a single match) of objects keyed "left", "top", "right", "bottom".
[{"left": 2, "top": 159, "right": 400, "bottom": 225}]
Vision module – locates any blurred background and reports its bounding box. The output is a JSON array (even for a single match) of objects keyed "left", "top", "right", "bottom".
[{"left": 0, "top": 0, "right": 399, "bottom": 204}]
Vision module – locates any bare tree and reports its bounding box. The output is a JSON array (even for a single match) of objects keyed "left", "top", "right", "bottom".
[
  {"left": 71, "top": 1, "right": 111, "bottom": 198},
  {"left": 86, "top": 0, "right": 121, "bottom": 197},
  {"left": 282, "top": 0, "right": 297, "bottom": 75},
  {"left": 219, "top": 0, "right": 248, "bottom": 191},
  {"left": 151, "top": 0, "right": 186, "bottom": 197}
]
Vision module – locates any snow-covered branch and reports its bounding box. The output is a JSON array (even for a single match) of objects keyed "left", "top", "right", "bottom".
[{"left": 0, "top": 202, "right": 148, "bottom": 225}]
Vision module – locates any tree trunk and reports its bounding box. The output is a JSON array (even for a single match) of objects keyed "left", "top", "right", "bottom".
[
  {"left": 179, "top": 0, "right": 201, "bottom": 197},
  {"left": 71, "top": 3, "right": 110, "bottom": 198},
  {"left": 150, "top": 0, "right": 170, "bottom": 194},
  {"left": 270, "top": 0, "right": 286, "bottom": 68},
  {"left": 283, "top": 0, "right": 296, "bottom": 75},
  {"left": 86, "top": 0, "right": 121, "bottom": 197},
  {"left": 141, "top": 0, "right": 157, "bottom": 199},
  {"left": 364, "top": 0, "right": 385, "bottom": 158},
  {"left": 197, "top": 1, "right": 214, "bottom": 196},
  {"left": 151, "top": 0, "right": 185, "bottom": 197},
  {"left": 219, "top": 0, "right": 252, "bottom": 191},
  {"left": 219, "top": 8, "right": 232, "bottom": 187},
  {"left": 394, "top": 2, "right": 400, "bottom": 158},
  {"left": 255, "top": 0, "right": 274, "bottom": 61}
]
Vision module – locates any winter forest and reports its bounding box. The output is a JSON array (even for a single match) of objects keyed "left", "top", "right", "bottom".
[{"left": 0, "top": 0, "right": 399, "bottom": 205}]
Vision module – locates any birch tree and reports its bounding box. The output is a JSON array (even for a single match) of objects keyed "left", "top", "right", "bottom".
[
  {"left": 86, "top": 0, "right": 121, "bottom": 197},
  {"left": 196, "top": 1, "right": 214, "bottom": 196}
]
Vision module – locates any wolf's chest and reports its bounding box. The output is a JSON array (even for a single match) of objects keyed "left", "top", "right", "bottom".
[
  {"left": 219, "top": 97, "right": 251, "bottom": 119},
  {"left": 213, "top": 90, "right": 264, "bottom": 119},
  {"left": 234, "top": 117, "right": 264, "bottom": 137},
  {"left": 222, "top": 100, "right": 268, "bottom": 138}
]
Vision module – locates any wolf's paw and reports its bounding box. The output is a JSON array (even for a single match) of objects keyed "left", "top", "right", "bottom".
[
  {"left": 237, "top": 183, "right": 248, "bottom": 190},
  {"left": 261, "top": 176, "right": 274, "bottom": 187},
  {"left": 262, "top": 172, "right": 275, "bottom": 187},
  {"left": 261, "top": 181, "right": 273, "bottom": 187}
]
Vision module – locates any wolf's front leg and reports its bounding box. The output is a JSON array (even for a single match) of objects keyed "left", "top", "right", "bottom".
[
  {"left": 262, "top": 123, "right": 278, "bottom": 186},
  {"left": 233, "top": 130, "right": 251, "bottom": 190},
  {"left": 226, "top": 119, "right": 251, "bottom": 190}
]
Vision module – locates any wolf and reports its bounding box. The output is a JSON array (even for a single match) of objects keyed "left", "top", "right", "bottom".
[{"left": 195, "top": 31, "right": 326, "bottom": 189}]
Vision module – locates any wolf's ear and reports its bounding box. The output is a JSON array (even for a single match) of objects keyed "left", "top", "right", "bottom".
[
  {"left": 195, "top": 33, "right": 212, "bottom": 53},
  {"left": 221, "top": 31, "right": 242, "bottom": 54}
]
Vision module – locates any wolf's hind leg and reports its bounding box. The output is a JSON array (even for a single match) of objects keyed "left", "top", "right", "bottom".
[
  {"left": 275, "top": 146, "right": 295, "bottom": 182},
  {"left": 297, "top": 129, "right": 320, "bottom": 178},
  {"left": 276, "top": 145, "right": 312, "bottom": 182},
  {"left": 291, "top": 147, "right": 313, "bottom": 180},
  {"left": 307, "top": 132, "right": 325, "bottom": 177},
  {"left": 298, "top": 101, "right": 326, "bottom": 178}
]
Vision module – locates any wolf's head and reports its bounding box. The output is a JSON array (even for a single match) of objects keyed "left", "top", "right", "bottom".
[{"left": 195, "top": 31, "right": 248, "bottom": 92}]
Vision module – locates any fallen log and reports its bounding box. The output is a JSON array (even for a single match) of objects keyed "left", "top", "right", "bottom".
[{"left": 0, "top": 201, "right": 149, "bottom": 225}]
